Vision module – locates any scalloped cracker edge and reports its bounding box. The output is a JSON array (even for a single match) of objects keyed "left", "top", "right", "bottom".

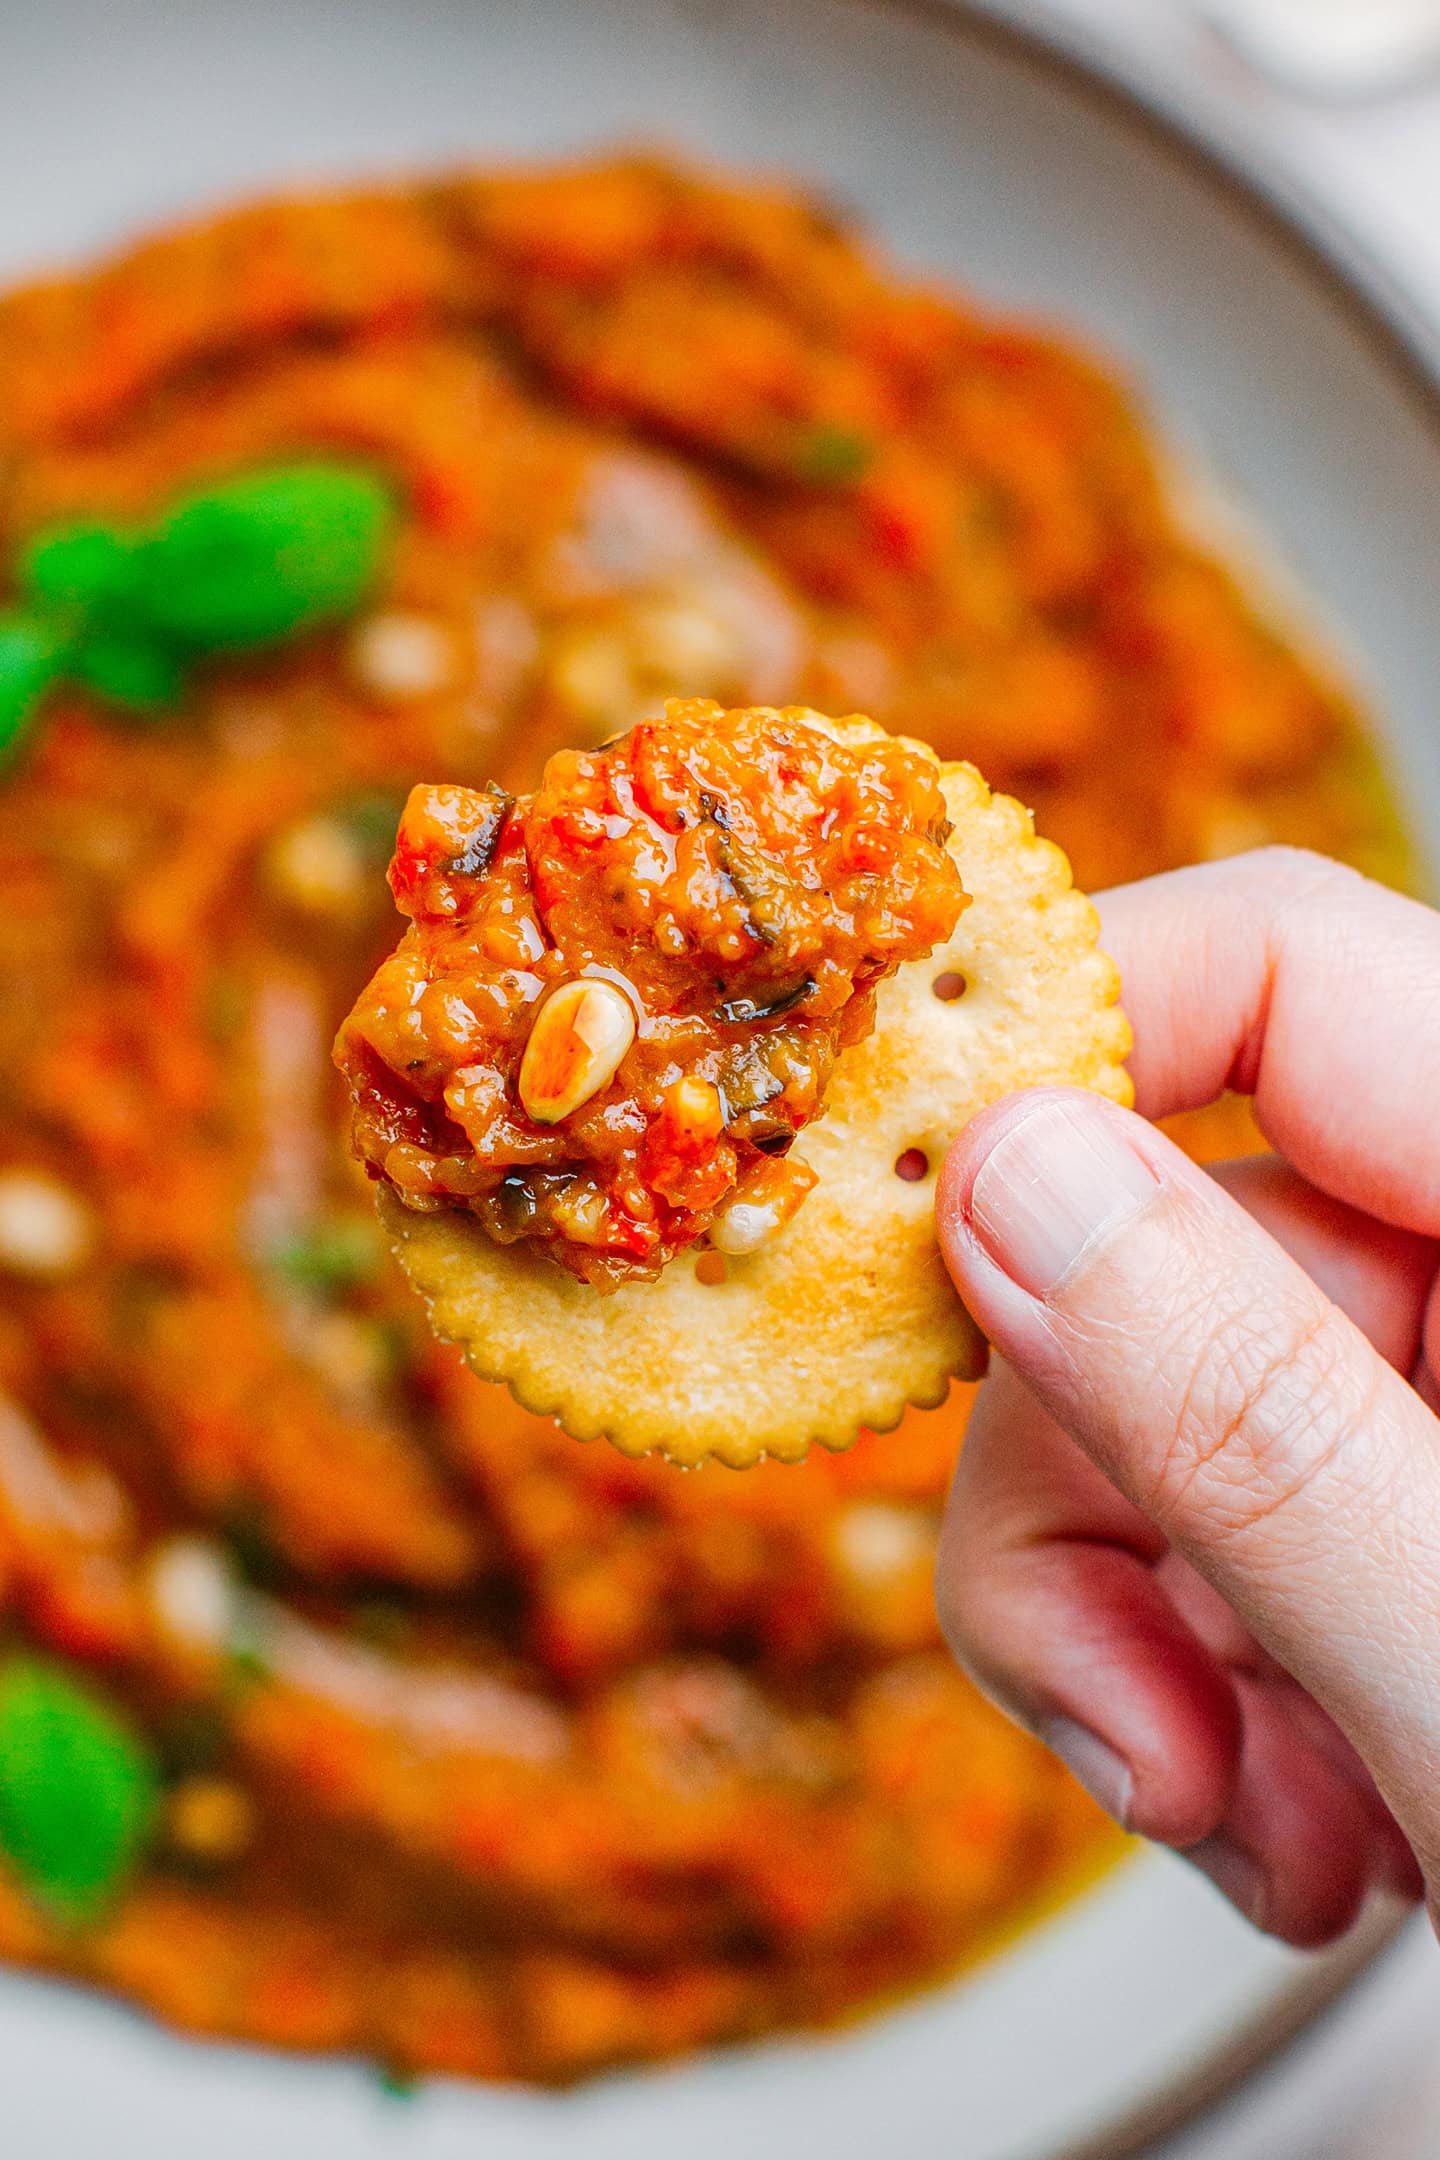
[{"left": 379, "top": 762, "right": 1132, "bottom": 1467}]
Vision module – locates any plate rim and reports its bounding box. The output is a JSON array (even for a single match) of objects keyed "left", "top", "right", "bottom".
[
  {"left": 0, "top": 4, "right": 1430, "bottom": 2151},
  {"left": 927, "top": 0, "right": 1440, "bottom": 412}
]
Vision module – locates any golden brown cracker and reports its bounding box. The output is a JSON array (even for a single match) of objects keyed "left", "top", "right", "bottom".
[{"left": 381, "top": 763, "right": 1131, "bottom": 1466}]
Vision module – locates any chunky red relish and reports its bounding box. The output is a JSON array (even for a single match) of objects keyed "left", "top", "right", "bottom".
[{"left": 337, "top": 699, "right": 967, "bottom": 1287}]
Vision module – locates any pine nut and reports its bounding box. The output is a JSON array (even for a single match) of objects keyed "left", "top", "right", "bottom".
[
  {"left": 708, "top": 1197, "right": 784, "bottom": 1255},
  {"left": 0, "top": 1170, "right": 94, "bottom": 1278},
  {"left": 347, "top": 611, "right": 454, "bottom": 701},
  {"left": 145, "top": 1536, "right": 236, "bottom": 1651},
  {"left": 830, "top": 1502, "right": 934, "bottom": 1586},
  {"left": 264, "top": 813, "right": 368, "bottom": 921},
  {"left": 708, "top": 1158, "right": 814, "bottom": 1254},
  {"left": 518, "top": 979, "right": 636, "bottom": 1124}
]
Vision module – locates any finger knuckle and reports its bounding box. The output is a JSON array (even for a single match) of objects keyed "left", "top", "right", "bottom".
[{"left": 1146, "top": 1299, "right": 1378, "bottom": 1545}]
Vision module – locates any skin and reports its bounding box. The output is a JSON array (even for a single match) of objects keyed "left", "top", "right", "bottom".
[{"left": 935, "top": 845, "right": 1440, "bottom": 1949}]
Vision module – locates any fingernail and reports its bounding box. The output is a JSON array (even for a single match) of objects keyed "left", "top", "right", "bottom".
[
  {"left": 1185, "top": 1833, "right": 1268, "bottom": 1928},
  {"left": 968, "top": 1095, "right": 1159, "bottom": 1298},
  {"left": 1040, "top": 1716, "right": 1134, "bottom": 1825}
]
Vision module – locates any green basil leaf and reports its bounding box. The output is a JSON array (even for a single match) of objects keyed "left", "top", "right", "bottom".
[
  {"left": 0, "top": 1655, "right": 158, "bottom": 1924},
  {"left": 19, "top": 523, "right": 139, "bottom": 615},
  {"left": 137, "top": 462, "right": 395, "bottom": 652},
  {"left": 0, "top": 614, "right": 68, "bottom": 763},
  {"left": 71, "top": 630, "right": 184, "bottom": 713}
]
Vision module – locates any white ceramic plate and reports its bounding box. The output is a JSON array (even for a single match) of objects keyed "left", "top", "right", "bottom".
[{"left": 1, "top": 3, "right": 1437, "bottom": 2155}]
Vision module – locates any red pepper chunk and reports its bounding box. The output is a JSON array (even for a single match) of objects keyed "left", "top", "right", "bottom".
[{"left": 336, "top": 700, "right": 967, "bottom": 1289}]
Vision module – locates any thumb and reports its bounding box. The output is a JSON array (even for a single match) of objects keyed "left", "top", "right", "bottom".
[{"left": 936, "top": 1087, "right": 1440, "bottom": 1870}]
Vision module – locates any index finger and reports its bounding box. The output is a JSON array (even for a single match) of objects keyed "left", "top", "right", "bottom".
[{"left": 1098, "top": 847, "right": 1440, "bottom": 1235}]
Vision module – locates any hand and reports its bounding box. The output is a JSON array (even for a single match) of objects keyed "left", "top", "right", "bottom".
[{"left": 935, "top": 846, "right": 1440, "bottom": 1947}]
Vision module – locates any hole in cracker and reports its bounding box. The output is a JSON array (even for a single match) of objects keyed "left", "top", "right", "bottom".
[
  {"left": 893, "top": 1147, "right": 930, "bottom": 1183},
  {"left": 932, "top": 970, "right": 967, "bottom": 1002},
  {"left": 694, "top": 1251, "right": 729, "bottom": 1287}
]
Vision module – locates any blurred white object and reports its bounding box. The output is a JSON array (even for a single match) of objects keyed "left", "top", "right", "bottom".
[{"left": 1204, "top": 0, "right": 1440, "bottom": 96}]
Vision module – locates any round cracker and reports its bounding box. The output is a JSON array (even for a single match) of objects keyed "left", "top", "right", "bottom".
[{"left": 379, "top": 762, "right": 1131, "bottom": 1467}]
